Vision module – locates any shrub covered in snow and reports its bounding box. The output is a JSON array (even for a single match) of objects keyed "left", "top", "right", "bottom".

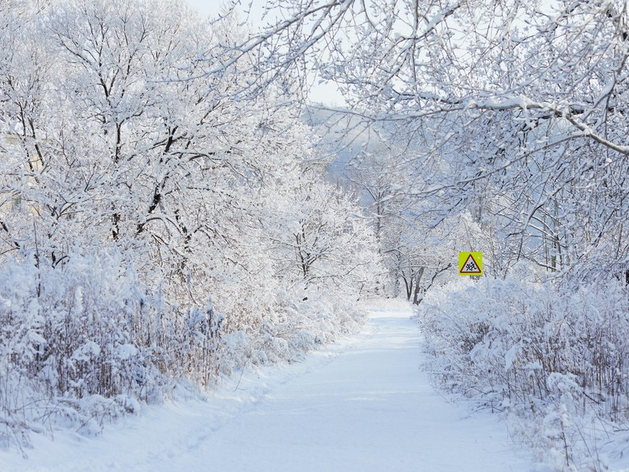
[
  {"left": 0, "top": 248, "right": 372, "bottom": 449},
  {"left": 418, "top": 269, "right": 629, "bottom": 469}
]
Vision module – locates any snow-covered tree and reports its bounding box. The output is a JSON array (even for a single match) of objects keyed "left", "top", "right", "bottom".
[
  {"left": 234, "top": 0, "right": 629, "bottom": 279},
  {"left": 0, "top": 0, "right": 384, "bottom": 446}
]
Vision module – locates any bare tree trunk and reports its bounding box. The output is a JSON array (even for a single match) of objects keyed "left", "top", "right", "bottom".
[{"left": 412, "top": 267, "right": 425, "bottom": 305}]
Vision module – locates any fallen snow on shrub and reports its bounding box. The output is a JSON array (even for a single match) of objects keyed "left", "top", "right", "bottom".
[
  {"left": 0, "top": 252, "right": 369, "bottom": 452},
  {"left": 417, "top": 269, "right": 629, "bottom": 470}
]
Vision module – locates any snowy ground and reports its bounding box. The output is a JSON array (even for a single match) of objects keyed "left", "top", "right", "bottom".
[{"left": 1, "top": 299, "right": 534, "bottom": 472}]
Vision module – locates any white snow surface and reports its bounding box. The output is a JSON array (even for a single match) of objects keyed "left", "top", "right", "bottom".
[{"left": 1, "top": 299, "right": 533, "bottom": 472}]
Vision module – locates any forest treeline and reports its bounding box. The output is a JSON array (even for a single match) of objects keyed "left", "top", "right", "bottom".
[{"left": 0, "top": 0, "right": 383, "bottom": 447}]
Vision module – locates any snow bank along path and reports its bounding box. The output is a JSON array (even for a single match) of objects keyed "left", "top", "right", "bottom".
[{"left": 1, "top": 299, "right": 532, "bottom": 471}]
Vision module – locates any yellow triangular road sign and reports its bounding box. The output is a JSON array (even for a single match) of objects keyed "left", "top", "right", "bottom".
[{"left": 459, "top": 252, "right": 482, "bottom": 275}]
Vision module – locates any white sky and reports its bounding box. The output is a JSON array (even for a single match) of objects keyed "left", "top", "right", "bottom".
[{"left": 184, "top": 0, "right": 345, "bottom": 106}]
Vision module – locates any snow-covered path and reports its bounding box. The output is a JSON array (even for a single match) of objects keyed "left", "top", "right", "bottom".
[{"left": 1, "top": 300, "right": 532, "bottom": 471}]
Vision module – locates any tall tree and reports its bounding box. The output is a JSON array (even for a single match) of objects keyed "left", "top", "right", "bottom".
[{"left": 236, "top": 0, "right": 629, "bottom": 278}]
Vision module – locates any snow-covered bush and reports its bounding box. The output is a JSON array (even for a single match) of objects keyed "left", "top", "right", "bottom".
[
  {"left": 0, "top": 251, "right": 155, "bottom": 446},
  {"left": 0, "top": 246, "right": 371, "bottom": 449},
  {"left": 418, "top": 269, "right": 629, "bottom": 468}
]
